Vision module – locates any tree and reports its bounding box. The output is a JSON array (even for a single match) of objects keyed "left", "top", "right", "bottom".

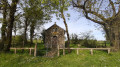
[
  {"left": 70, "top": 33, "right": 79, "bottom": 44},
  {"left": 0, "top": 0, "right": 52, "bottom": 51},
  {"left": 5, "top": 0, "right": 19, "bottom": 51},
  {"left": 0, "top": 0, "right": 8, "bottom": 51},
  {"left": 22, "top": 6, "right": 30, "bottom": 44},
  {"left": 0, "top": 0, "right": 19, "bottom": 51},
  {"left": 72, "top": 0, "right": 120, "bottom": 51},
  {"left": 28, "top": 0, "right": 51, "bottom": 44},
  {"left": 79, "top": 31, "right": 97, "bottom": 48},
  {"left": 23, "top": 15, "right": 29, "bottom": 44},
  {"left": 50, "top": 0, "right": 71, "bottom": 48}
]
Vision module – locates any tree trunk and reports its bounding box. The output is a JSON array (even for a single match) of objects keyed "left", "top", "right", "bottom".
[
  {"left": 24, "top": 17, "right": 28, "bottom": 44},
  {"left": 111, "top": 20, "right": 120, "bottom": 51},
  {"left": 61, "top": 11, "right": 70, "bottom": 48},
  {"left": 104, "top": 17, "right": 120, "bottom": 51},
  {"left": 4, "top": 0, "right": 18, "bottom": 52},
  {"left": 0, "top": 0, "right": 7, "bottom": 51},
  {"left": 30, "top": 22, "right": 35, "bottom": 45}
]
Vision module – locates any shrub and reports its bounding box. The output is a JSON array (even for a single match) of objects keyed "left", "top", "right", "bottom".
[
  {"left": 12, "top": 35, "right": 24, "bottom": 47},
  {"left": 80, "top": 39, "right": 98, "bottom": 48}
]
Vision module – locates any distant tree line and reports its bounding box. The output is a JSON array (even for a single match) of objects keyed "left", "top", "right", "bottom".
[{"left": 70, "top": 31, "right": 105, "bottom": 48}]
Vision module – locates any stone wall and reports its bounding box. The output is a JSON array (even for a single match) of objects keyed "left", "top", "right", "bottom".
[{"left": 45, "top": 24, "right": 65, "bottom": 48}]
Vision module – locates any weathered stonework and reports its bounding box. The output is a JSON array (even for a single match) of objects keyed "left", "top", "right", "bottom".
[{"left": 45, "top": 23, "right": 65, "bottom": 49}]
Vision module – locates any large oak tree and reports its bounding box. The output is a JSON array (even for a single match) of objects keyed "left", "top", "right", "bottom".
[{"left": 72, "top": 0, "right": 120, "bottom": 51}]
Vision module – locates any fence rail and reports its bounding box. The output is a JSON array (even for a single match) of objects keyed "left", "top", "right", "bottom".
[
  {"left": 59, "top": 48, "right": 110, "bottom": 50},
  {"left": 57, "top": 45, "right": 110, "bottom": 56},
  {"left": 10, "top": 43, "right": 37, "bottom": 56},
  {"left": 10, "top": 48, "right": 35, "bottom": 49}
]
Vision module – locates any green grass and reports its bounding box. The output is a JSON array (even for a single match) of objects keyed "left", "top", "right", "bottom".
[
  {"left": 0, "top": 50, "right": 120, "bottom": 67},
  {"left": 0, "top": 43, "right": 120, "bottom": 67}
]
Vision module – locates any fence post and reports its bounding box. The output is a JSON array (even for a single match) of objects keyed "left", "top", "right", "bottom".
[
  {"left": 34, "top": 43, "right": 37, "bottom": 57},
  {"left": 63, "top": 48, "right": 65, "bottom": 55},
  {"left": 57, "top": 45, "right": 60, "bottom": 56},
  {"left": 22, "top": 41, "right": 24, "bottom": 52},
  {"left": 108, "top": 48, "right": 110, "bottom": 54},
  {"left": 29, "top": 48, "right": 32, "bottom": 55},
  {"left": 77, "top": 48, "right": 79, "bottom": 55},
  {"left": 90, "top": 49, "right": 93, "bottom": 55},
  {"left": 15, "top": 48, "right": 16, "bottom": 54}
]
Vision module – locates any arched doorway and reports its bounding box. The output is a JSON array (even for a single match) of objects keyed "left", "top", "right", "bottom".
[{"left": 51, "top": 36, "right": 58, "bottom": 48}]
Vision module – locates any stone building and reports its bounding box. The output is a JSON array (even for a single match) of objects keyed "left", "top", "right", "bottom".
[{"left": 45, "top": 23, "right": 65, "bottom": 49}]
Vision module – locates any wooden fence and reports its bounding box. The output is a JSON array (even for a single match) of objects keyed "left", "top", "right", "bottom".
[
  {"left": 57, "top": 45, "right": 110, "bottom": 56},
  {"left": 10, "top": 43, "right": 37, "bottom": 57}
]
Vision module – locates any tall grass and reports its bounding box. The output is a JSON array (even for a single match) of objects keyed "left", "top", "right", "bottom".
[{"left": 0, "top": 49, "right": 120, "bottom": 67}]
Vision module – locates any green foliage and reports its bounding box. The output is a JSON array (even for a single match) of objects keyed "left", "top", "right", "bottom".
[
  {"left": 12, "top": 35, "right": 23, "bottom": 44},
  {"left": 70, "top": 32, "right": 98, "bottom": 47},
  {"left": 0, "top": 18, "right": 2, "bottom": 22},
  {"left": 80, "top": 39, "right": 98, "bottom": 48},
  {"left": 70, "top": 32, "right": 109, "bottom": 48},
  {"left": 11, "top": 35, "right": 24, "bottom": 47},
  {"left": 70, "top": 33, "right": 80, "bottom": 44},
  {"left": 49, "top": 0, "right": 71, "bottom": 19}
]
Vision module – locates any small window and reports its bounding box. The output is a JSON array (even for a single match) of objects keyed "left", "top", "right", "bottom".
[
  {"left": 53, "top": 28, "right": 55, "bottom": 32},
  {"left": 53, "top": 28, "right": 57, "bottom": 32},
  {"left": 55, "top": 28, "right": 57, "bottom": 32}
]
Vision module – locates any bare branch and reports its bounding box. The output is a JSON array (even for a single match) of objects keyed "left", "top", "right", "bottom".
[
  {"left": 107, "top": 4, "right": 120, "bottom": 21},
  {"left": 109, "top": 0, "right": 116, "bottom": 17},
  {"left": 115, "top": 5, "right": 120, "bottom": 17},
  {"left": 72, "top": 0, "right": 106, "bottom": 24},
  {"left": 86, "top": 10, "right": 107, "bottom": 21},
  {"left": 85, "top": 12, "right": 105, "bottom": 25},
  {"left": 72, "top": 0, "right": 84, "bottom": 9},
  {"left": 118, "top": 5, "right": 120, "bottom": 14},
  {"left": 97, "top": 0, "right": 103, "bottom": 13},
  {"left": 83, "top": 0, "right": 106, "bottom": 22}
]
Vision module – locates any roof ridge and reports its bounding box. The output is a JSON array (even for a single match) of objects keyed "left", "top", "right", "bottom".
[{"left": 46, "top": 23, "right": 65, "bottom": 31}]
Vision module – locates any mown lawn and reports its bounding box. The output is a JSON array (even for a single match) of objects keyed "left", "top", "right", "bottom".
[{"left": 0, "top": 49, "right": 120, "bottom": 67}]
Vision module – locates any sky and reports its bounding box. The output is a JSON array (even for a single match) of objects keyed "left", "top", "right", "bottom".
[{"left": 43, "top": 8, "right": 106, "bottom": 41}]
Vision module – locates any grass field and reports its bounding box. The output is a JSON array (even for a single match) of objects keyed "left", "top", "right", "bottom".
[{"left": 0, "top": 43, "right": 120, "bottom": 67}]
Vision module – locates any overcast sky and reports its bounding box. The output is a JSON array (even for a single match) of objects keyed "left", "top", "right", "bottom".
[{"left": 44, "top": 8, "right": 105, "bottom": 41}]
